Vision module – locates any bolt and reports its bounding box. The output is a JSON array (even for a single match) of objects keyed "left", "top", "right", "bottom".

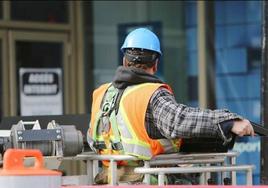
[
  {"left": 56, "top": 129, "right": 61, "bottom": 133},
  {"left": 18, "top": 136, "right": 23, "bottom": 140},
  {"left": 57, "top": 135, "right": 61, "bottom": 139},
  {"left": 17, "top": 131, "right": 22, "bottom": 135}
]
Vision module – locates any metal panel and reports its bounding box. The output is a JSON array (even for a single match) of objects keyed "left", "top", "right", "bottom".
[
  {"left": 17, "top": 129, "right": 61, "bottom": 141},
  {"left": 261, "top": 0, "right": 268, "bottom": 184}
]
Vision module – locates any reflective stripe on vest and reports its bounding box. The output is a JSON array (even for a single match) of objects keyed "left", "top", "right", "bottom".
[{"left": 117, "top": 83, "right": 181, "bottom": 160}]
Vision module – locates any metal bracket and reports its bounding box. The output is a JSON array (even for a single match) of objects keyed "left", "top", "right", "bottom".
[{"left": 16, "top": 129, "right": 62, "bottom": 142}]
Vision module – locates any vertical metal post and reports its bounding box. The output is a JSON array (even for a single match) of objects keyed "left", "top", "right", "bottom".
[
  {"left": 86, "top": 160, "right": 94, "bottom": 185},
  {"left": 143, "top": 161, "right": 150, "bottom": 184},
  {"left": 197, "top": 1, "right": 217, "bottom": 183},
  {"left": 93, "top": 160, "right": 99, "bottom": 181},
  {"left": 75, "top": 1, "right": 86, "bottom": 113},
  {"left": 109, "top": 160, "right": 117, "bottom": 185},
  {"left": 246, "top": 168, "right": 253, "bottom": 186},
  {"left": 200, "top": 172, "right": 205, "bottom": 184},
  {"left": 205, "top": 163, "right": 211, "bottom": 184},
  {"left": 230, "top": 156, "right": 237, "bottom": 185},
  {"left": 197, "top": 1, "right": 216, "bottom": 109},
  {"left": 158, "top": 173, "right": 165, "bottom": 186},
  {"left": 221, "top": 162, "right": 226, "bottom": 184},
  {"left": 261, "top": 0, "right": 268, "bottom": 184}
]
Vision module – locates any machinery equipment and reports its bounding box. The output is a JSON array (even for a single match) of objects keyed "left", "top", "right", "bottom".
[
  {"left": 0, "top": 118, "right": 267, "bottom": 186},
  {"left": 0, "top": 120, "right": 84, "bottom": 159}
]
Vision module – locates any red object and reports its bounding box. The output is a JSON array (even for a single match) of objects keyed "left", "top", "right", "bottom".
[
  {"left": 0, "top": 149, "right": 61, "bottom": 176},
  {"left": 63, "top": 186, "right": 268, "bottom": 188}
]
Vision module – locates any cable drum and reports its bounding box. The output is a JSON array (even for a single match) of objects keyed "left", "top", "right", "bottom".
[{"left": 61, "top": 125, "right": 84, "bottom": 156}]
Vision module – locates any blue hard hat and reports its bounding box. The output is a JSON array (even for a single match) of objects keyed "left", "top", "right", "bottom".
[{"left": 121, "top": 28, "right": 162, "bottom": 55}]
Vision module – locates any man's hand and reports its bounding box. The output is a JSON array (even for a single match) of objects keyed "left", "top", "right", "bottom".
[{"left": 231, "top": 119, "right": 255, "bottom": 136}]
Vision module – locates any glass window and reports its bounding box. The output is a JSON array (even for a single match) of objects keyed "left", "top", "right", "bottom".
[
  {"left": 83, "top": 1, "right": 188, "bottom": 112},
  {"left": 16, "top": 41, "right": 62, "bottom": 68},
  {"left": 185, "top": 1, "right": 198, "bottom": 107},
  {"left": 215, "top": 1, "right": 261, "bottom": 123},
  {"left": 11, "top": 1, "right": 68, "bottom": 23},
  {"left": 214, "top": 1, "right": 262, "bottom": 185}
]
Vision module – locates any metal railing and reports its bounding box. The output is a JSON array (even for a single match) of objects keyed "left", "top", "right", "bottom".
[
  {"left": 135, "top": 165, "right": 255, "bottom": 186},
  {"left": 60, "top": 151, "right": 251, "bottom": 186}
]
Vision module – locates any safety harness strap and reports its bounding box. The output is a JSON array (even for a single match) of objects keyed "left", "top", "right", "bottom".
[{"left": 92, "top": 85, "right": 125, "bottom": 151}]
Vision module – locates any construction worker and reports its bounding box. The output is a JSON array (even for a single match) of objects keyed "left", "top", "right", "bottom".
[{"left": 87, "top": 28, "right": 255, "bottom": 184}]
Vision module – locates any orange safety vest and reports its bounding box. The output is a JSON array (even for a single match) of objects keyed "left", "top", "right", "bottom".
[{"left": 89, "top": 83, "right": 182, "bottom": 162}]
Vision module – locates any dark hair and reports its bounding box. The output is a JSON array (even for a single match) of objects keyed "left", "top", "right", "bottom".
[{"left": 124, "top": 48, "right": 159, "bottom": 69}]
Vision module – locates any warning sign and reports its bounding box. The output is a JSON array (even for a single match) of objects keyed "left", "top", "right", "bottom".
[{"left": 19, "top": 68, "right": 63, "bottom": 116}]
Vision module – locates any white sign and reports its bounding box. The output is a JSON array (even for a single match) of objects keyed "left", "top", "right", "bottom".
[{"left": 19, "top": 68, "right": 63, "bottom": 116}]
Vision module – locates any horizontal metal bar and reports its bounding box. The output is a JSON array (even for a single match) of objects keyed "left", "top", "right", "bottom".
[
  {"left": 0, "top": 130, "right": 11, "bottom": 137},
  {"left": 0, "top": 20, "right": 70, "bottom": 32},
  {"left": 149, "top": 158, "right": 225, "bottom": 166},
  {"left": 61, "top": 152, "right": 237, "bottom": 163},
  {"left": 85, "top": 154, "right": 138, "bottom": 161},
  {"left": 151, "top": 151, "right": 239, "bottom": 161},
  {"left": 134, "top": 165, "right": 255, "bottom": 174},
  {"left": 63, "top": 153, "right": 139, "bottom": 161},
  {"left": 20, "top": 121, "right": 38, "bottom": 125}
]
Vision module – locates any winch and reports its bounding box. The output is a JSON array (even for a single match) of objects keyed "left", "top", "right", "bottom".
[{"left": 0, "top": 120, "right": 84, "bottom": 158}]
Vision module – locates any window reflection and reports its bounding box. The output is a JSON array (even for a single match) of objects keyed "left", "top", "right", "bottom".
[{"left": 11, "top": 1, "right": 68, "bottom": 23}]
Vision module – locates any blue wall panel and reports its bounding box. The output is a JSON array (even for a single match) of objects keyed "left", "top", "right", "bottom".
[
  {"left": 216, "top": 48, "right": 248, "bottom": 74},
  {"left": 216, "top": 73, "right": 260, "bottom": 99},
  {"left": 225, "top": 1, "right": 247, "bottom": 24},
  {"left": 247, "top": 73, "right": 260, "bottom": 98},
  {"left": 217, "top": 99, "right": 260, "bottom": 122},
  {"left": 186, "top": 28, "right": 197, "bottom": 51},
  {"left": 216, "top": 75, "right": 246, "bottom": 99},
  {"left": 215, "top": 1, "right": 226, "bottom": 25},
  {"left": 217, "top": 100, "right": 248, "bottom": 118},
  {"left": 215, "top": 26, "right": 227, "bottom": 49},
  {"left": 185, "top": 2, "right": 197, "bottom": 27},
  {"left": 187, "top": 52, "right": 198, "bottom": 76},
  {"left": 226, "top": 25, "right": 247, "bottom": 48},
  {"left": 246, "top": 1, "right": 262, "bottom": 23},
  {"left": 247, "top": 24, "right": 261, "bottom": 48},
  {"left": 216, "top": 76, "right": 228, "bottom": 100}
]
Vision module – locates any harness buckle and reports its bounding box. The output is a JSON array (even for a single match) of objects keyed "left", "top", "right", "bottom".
[
  {"left": 111, "top": 142, "right": 123, "bottom": 150},
  {"left": 93, "top": 141, "right": 107, "bottom": 149}
]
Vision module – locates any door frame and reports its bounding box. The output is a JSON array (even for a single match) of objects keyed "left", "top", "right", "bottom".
[
  {"left": 0, "top": 30, "right": 9, "bottom": 117},
  {"left": 7, "top": 30, "right": 71, "bottom": 116}
]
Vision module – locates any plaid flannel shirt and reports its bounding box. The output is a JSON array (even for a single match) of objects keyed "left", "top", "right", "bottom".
[{"left": 145, "top": 87, "right": 242, "bottom": 143}]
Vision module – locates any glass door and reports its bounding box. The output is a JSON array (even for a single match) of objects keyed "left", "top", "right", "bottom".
[{"left": 8, "top": 31, "right": 71, "bottom": 116}]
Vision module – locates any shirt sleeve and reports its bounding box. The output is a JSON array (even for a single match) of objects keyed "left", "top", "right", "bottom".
[{"left": 149, "top": 87, "right": 243, "bottom": 141}]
